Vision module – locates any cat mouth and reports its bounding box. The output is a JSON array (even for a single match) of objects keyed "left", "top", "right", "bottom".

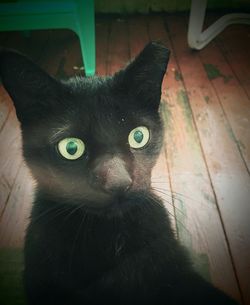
[
  {"left": 84, "top": 188, "right": 130, "bottom": 208},
  {"left": 79, "top": 181, "right": 138, "bottom": 211}
]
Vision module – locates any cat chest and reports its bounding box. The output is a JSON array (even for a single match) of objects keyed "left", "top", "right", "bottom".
[{"left": 26, "top": 217, "right": 160, "bottom": 297}]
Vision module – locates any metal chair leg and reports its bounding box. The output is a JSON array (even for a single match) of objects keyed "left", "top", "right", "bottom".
[{"left": 188, "top": 0, "right": 250, "bottom": 50}]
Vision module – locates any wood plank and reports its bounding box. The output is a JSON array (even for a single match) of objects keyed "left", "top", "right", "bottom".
[
  {"left": 42, "top": 30, "right": 81, "bottom": 78},
  {"left": 96, "top": 17, "right": 110, "bottom": 76},
  {"left": 0, "top": 110, "right": 22, "bottom": 216},
  {"left": 166, "top": 14, "right": 250, "bottom": 304},
  {"left": 1, "top": 30, "right": 50, "bottom": 63},
  {"left": 0, "top": 29, "right": 46, "bottom": 242},
  {"left": 0, "top": 30, "right": 73, "bottom": 250},
  {"left": 0, "top": 162, "right": 33, "bottom": 248},
  {"left": 199, "top": 39, "right": 250, "bottom": 173},
  {"left": 0, "top": 30, "right": 49, "bottom": 239},
  {"left": 0, "top": 23, "right": 109, "bottom": 248},
  {"left": 59, "top": 31, "right": 84, "bottom": 78},
  {"left": 216, "top": 25, "right": 250, "bottom": 99},
  {"left": 107, "top": 17, "right": 130, "bottom": 75},
  {"left": 127, "top": 15, "right": 150, "bottom": 58},
  {"left": 126, "top": 15, "right": 176, "bottom": 228},
  {"left": 36, "top": 18, "right": 109, "bottom": 79},
  {"left": 0, "top": 86, "right": 12, "bottom": 132},
  {"left": 148, "top": 15, "right": 241, "bottom": 302}
]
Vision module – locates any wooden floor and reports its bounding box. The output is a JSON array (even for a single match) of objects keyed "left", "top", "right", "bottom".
[{"left": 0, "top": 14, "right": 250, "bottom": 304}]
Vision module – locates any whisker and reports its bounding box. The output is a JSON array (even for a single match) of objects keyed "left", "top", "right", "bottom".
[
  {"left": 151, "top": 182, "right": 203, "bottom": 205},
  {"left": 32, "top": 205, "right": 70, "bottom": 224},
  {"left": 151, "top": 187, "right": 187, "bottom": 217},
  {"left": 69, "top": 207, "right": 87, "bottom": 272},
  {"left": 61, "top": 204, "right": 84, "bottom": 225},
  {"left": 145, "top": 192, "right": 192, "bottom": 236},
  {"left": 147, "top": 191, "right": 177, "bottom": 220}
]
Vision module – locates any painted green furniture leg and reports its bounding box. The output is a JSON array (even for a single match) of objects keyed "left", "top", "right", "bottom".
[
  {"left": 76, "top": 0, "right": 95, "bottom": 76},
  {"left": 0, "top": 0, "right": 96, "bottom": 76}
]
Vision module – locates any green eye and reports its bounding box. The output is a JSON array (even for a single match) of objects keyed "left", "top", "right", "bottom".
[
  {"left": 58, "top": 138, "right": 85, "bottom": 160},
  {"left": 128, "top": 126, "right": 150, "bottom": 149}
]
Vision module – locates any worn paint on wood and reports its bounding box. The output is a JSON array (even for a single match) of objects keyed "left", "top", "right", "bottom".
[
  {"left": 0, "top": 87, "right": 12, "bottom": 132},
  {"left": 0, "top": 163, "right": 33, "bottom": 248},
  {"left": 166, "top": 15, "right": 250, "bottom": 304},
  {"left": 0, "top": 30, "right": 48, "bottom": 218},
  {"left": 0, "top": 14, "right": 249, "bottom": 304},
  {"left": 200, "top": 39, "right": 250, "bottom": 174},
  {"left": 96, "top": 18, "right": 110, "bottom": 76},
  {"left": 148, "top": 15, "right": 241, "bottom": 302},
  {"left": 127, "top": 16, "right": 176, "bottom": 228},
  {"left": 107, "top": 18, "right": 130, "bottom": 75},
  {"left": 216, "top": 25, "right": 250, "bottom": 99},
  {"left": 0, "top": 111, "right": 22, "bottom": 216}
]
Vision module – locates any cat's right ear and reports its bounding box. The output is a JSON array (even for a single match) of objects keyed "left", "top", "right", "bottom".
[
  {"left": 0, "top": 48, "right": 60, "bottom": 124},
  {"left": 113, "top": 42, "right": 170, "bottom": 110}
]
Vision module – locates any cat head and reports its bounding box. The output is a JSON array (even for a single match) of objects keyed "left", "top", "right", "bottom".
[{"left": 0, "top": 42, "right": 170, "bottom": 209}]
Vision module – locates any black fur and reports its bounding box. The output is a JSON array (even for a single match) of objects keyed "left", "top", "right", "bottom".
[{"left": 0, "top": 43, "right": 238, "bottom": 305}]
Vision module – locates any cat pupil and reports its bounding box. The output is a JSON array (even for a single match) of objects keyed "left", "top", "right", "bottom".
[
  {"left": 134, "top": 130, "right": 143, "bottom": 143},
  {"left": 66, "top": 141, "right": 78, "bottom": 155}
]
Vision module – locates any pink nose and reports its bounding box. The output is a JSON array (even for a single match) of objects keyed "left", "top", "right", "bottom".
[{"left": 94, "top": 156, "right": 132, "bottom": 193}]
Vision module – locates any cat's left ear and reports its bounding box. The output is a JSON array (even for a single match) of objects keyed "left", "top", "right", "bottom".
[
  {"left": 114, "top": 42, "right": 170, "bottom": 110},
  {"left": 0, "top": 48, "right": 60, "bottom": 124}
]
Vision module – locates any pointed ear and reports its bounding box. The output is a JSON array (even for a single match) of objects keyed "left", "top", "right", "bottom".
[
  {"left": 114, "top": 42, "right": 170, "bottom": 110},
  {"left": 0, "top": 48, "right": 60, "bottom": 124}
]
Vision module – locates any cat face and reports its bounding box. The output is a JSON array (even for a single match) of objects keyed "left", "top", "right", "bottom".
[{"left": 0, "top": 43, "right": 170, "bottom": 208}]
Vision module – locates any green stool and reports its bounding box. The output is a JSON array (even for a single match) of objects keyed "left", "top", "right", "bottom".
[{"left": 0, "top": 0, "right": 96, "bottom": 76}]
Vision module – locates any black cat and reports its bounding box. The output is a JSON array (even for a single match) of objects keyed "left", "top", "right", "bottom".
[{"left": 0, "top": 43, "right": 238, "bottom": 305}]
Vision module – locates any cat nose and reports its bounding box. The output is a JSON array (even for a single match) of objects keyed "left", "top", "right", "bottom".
[
  {"left": 104, "top": 171, "right": 132, "bottom": 193},
  {"left": 94, "top": 156, "right": 132, "bottom": 194}
]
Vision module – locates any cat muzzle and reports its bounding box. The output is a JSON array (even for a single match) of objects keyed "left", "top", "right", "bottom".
[{"left": 94, "top": 156, "right": 132, "bottom": 194}]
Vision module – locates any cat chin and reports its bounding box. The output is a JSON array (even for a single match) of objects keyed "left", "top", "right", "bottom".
[
  {"left": 38, "top": 186, "right": 128, "bottom": 210},
  {"left": 71, "top": 192, "right": 130, "bottom": 210},
  {"left": 42, "top": 188, "right": 149, "bottom": 218},
  {"left": 80, "top": 190, "right": 151, "bottom": 217}
]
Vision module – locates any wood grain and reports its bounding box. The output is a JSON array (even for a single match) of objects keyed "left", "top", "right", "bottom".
[
  {"left": 216, "top": 25, "right": 250, "bottom": 99},
  {"left": 107, "top": 17, "right": 130, "bottom": 75},
  {"left": 127, "top": 15, "right": 176, "bottom": 228},
  {"left": 0, "top": 110, "right": 22, "bottom": 216},
  {"left": 166, "top": 15, "right": 250, "bottom": 304},
  {"left": 199, "top": 39, "right": 250, "bottom": 173},
  {"left": 0, "top": 30, "right": 49, "bottom": 224},
  {"left": 0, "top": 15, "right": 249, "bottom": 304},
  {"left": 96, "top": 17, "right": 110, "bottom": 76},
  {"left": 0, "top": 163, "right": 33, "bottom": 248},
  {"left": 0, "top": 86, "right": 12, "bottom": 132},
  {"left": 148, "top": 15, "right": 241, "bottom": 302}
]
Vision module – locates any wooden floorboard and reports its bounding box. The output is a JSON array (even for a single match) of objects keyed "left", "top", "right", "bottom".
[
  {"left": 0, "top": 30, "right": 50, "bottom": 243},
  {"left": 0, "top": 110, "right": 22, "bottom": 216},
  {"left": 96, "top": 17, "right": 110, "bottom": 76},
  {"left": 166, "top": 15, "right": 250, "bottom": 304},
  {"left": 0, "top": 163, "right": 33, "bottom": 248},
  {"left": 0, "top": 86, "right": 12, "bottom": 133},
  {"left": 216, "top": 25, "right": 250, "bottom": 99},
  {"left": 107, "top": 17, "right": 130, "bottom": 75},
  {"left": 48, "top": 30, "right": 82, "bottom": 78},
  {"left": 0, "top": 13, "right": 249, "bottom": 304},
  {"left": 2, "top": 30, "right": 49, "bottom": 63},
  {"left": 148, "top": 15, "right": 241, "bottom": 302},
  {"left": 127, "top": 15, "right": 176, "bottom": 228},
  {"left": 199, "top": 38, "right": 250, "bottom": 173}
]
